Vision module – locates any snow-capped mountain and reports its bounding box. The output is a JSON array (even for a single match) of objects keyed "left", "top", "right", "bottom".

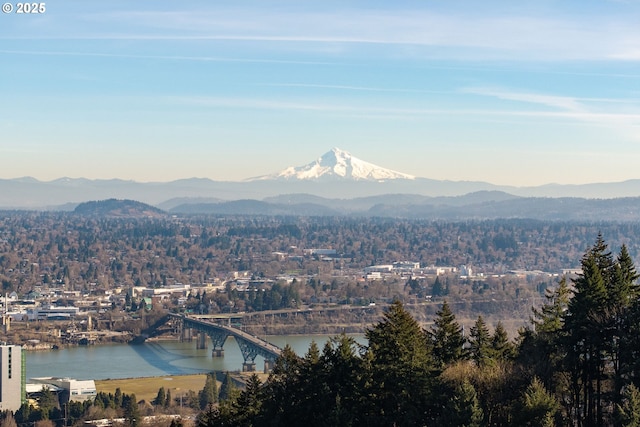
[
  {"left": 250, "top": 147, "right": 415, "bottom": 181},
  {"left": 7, "top": 148, "right": 640, "bottom": 210}
]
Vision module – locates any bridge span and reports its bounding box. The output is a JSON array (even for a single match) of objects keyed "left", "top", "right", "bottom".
[{"left": 168, "top": 313, "right": 282, "bottom": 372}]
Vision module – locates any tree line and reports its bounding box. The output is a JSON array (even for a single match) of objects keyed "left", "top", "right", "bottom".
[{"left": 205, "top": 234, "right": 640, "bottom": 427}]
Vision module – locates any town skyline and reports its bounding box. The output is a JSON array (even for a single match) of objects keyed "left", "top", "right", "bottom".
[{"left": 2, "top": 0, "right": 640, "bottom": 186}]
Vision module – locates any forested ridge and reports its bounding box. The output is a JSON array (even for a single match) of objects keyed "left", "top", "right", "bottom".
[
  {"left": 3, "top": 213, "right": 640, "bottom": 295},
  {"left": 203, "top": 236, "right": 640, "bottom": 427}
]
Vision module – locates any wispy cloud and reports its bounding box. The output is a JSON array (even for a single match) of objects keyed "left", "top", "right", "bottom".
[
  {"left": 5, "top": 5, "right": 640, "bottom": 62},
  {"left": 169, "top": 95, "right": 640, "bottom": 122},
  {"left": 0, "top": 50, "right": 329, "bottom": 65},
  {"left": 464, "top": 87, "right": 640, "bottom": 140},
  {"left": 261, "top": 83, "right": 450, "bottom": 95},
  {"left": 462, "top": 87, "right": 586, "bottom": 111},
  {"left": 164, "top": 93, "right": 640, "bottom": 146}
]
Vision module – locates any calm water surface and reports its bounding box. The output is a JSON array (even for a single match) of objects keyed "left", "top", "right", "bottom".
[{"left": 26, "top": 335, "right": 366, "bottom": 380}]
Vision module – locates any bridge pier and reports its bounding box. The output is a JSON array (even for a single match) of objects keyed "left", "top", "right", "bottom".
[
  {"left": 242, "top": 362, "right": 256, "bottom": 372},
  {"left": 205, "top": 329, "right": 229, "bottom": 358},
  {"left": 196, "top": 332, "right": 207, "bottom": 349},
  {"left": 264, "top": 359, "right": 276, "bottom": 373},
  {"left": 181, "top": 327, "right": 193, "bottom": 342}
]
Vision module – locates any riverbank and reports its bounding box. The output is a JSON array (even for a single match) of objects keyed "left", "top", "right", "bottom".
[{"left": 15, "top": 300, "right": 533, "bottom": 356}]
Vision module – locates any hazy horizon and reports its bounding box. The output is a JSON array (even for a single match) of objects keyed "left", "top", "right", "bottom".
[
  {"left": 2, "top": 1, "right": 640, "bottom": 187},
  {"left": 5, "top": 150, "right": 640, "bottom": 188}
]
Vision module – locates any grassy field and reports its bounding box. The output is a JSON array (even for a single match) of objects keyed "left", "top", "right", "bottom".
[
  {"left": 95, "top": 374, "right": 207, "bottom": 403},
  {"left": 94, "top": 372, "right": 268, "bottom": 404}
]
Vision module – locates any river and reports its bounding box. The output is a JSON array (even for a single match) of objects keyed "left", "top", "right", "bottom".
[{"left": 26, "top": 335, "right": 366, "bottom": 380}]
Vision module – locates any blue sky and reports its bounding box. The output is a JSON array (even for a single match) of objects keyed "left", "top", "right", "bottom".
[{"left": 1, "top": 0, "right": 639, "bottom": 186}]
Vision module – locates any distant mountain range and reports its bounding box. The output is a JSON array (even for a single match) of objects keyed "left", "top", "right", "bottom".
[
  {"left": 3, "top": 148, "right": 640, "bottom": 221},
  {"left": 167, "top": 192, "right": 640, "bottom": 221},
  {"left": 65, "top": 192, "right": 640, "bottom": 222}
]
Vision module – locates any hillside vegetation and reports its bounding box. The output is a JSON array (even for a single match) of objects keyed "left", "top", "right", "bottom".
[{"left": 210, "top": 238, "right": 640, "bottom": 426}]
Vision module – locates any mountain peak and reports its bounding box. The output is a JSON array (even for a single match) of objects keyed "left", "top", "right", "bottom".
[{"left": 250, "top": 147, "right": 415, "bottom": 182}]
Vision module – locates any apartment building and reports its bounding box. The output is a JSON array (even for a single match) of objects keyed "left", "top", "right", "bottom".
[{"left": 0, "top": 344, "right": 26, "bottom": 411}]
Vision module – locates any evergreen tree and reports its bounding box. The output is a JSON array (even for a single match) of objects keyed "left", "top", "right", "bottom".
[
  {"left": 611, "top": 245, "right": 640, "bottom": 404},
  {"left": 430, "top": 300, "right": 467, "bottom": 368},
  {"left": 114, "top": 387, "right": 123, "bottom": 408},
  {"left": 38, "top": 386, "right": 59, "bottom": 416},
  {"left": 66, "top": 401, "right": 88, "bottom": 426},
  {"left": 365, "top": 300, "right": 436, "bottom": 426},
  {"left": 196, "top": 403, "right": 220, "bottom": 427},
  {"left": 13, "top": 404, "right": 31, "bottom": 427},
  {"left": 230, "top": 374, "right": 264, "bottom": 426},
  {"left": 219, "top": 371, "right": 237, "bottom": 402},
  {"left": 564, "top": 236, "right": 611, "bottom": 426},
  {"left": 438, "top": 380, "right": 483, "bottom": 427},
  {"left": 257, "top": 335, "right": 367, "bottom": 427},
  {"left": 432, "top": 276, "right": 445, "bottom": 297},
  {"left": 469, "top": 316, "right": 493, "bottom": 367},
  {"left": 532, "top": 276, "right": 571, "bottom": 336},
  {"left": 153, "top": 386, "right": 166, "bottom": 407},
  {"left": 617, "top": 384, "right": 640, "bottom": 427},
  {"left": 295, "top": 340, "right": 330, "bottom": 424},
  {"left": 553, "top": 235, "right": 640, "bottom": 425},
  {"left": 611, "top": 245, "right": 640, "bottom": 306},
  {"left": 123, "top": 393, "right": 140, "bottom": 427},
  {"left": 199, "top": 372, "right": 218, "bottom": 409},
  {"left": 259, "top": 345, "right": 303, "bottom": 426},
  {"left": 626, "top": 297, "right": 640, "bottom": 395},
  {"left": 491, "top": 321, "right": 515, "bottom": 362},
  {"left": 319, "top": 333, "right": 367, "bottom": 426},
  {"left": 517, "top": 377, "right": 559, "bottom": 427},
  {"left": 165, "top": 389, "right": 172, "bottom": 408},
  {"left": 517, "top": 275, "right": 571, "bottom": 396}
]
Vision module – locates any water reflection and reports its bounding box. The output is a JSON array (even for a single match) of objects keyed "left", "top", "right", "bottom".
[
  {"left": 26, "top": 334, "right": 365, "bottom": 380},
  {"left": 128, "top": 341, "right": 207, "bottom": 375}
]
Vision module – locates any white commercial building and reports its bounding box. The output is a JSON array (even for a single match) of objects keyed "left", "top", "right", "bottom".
[
  {"left": 392, "top": 261, "right": 420, "bottom": 271},
  {"left": 30, "top": 377, "right": 97, "bottom": 403},
  {"left": 364, "top": 265, "right": 393, "bottom": 273},
  {"left": 26, "top": 306, "right": 80, "bottom": 321}
]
